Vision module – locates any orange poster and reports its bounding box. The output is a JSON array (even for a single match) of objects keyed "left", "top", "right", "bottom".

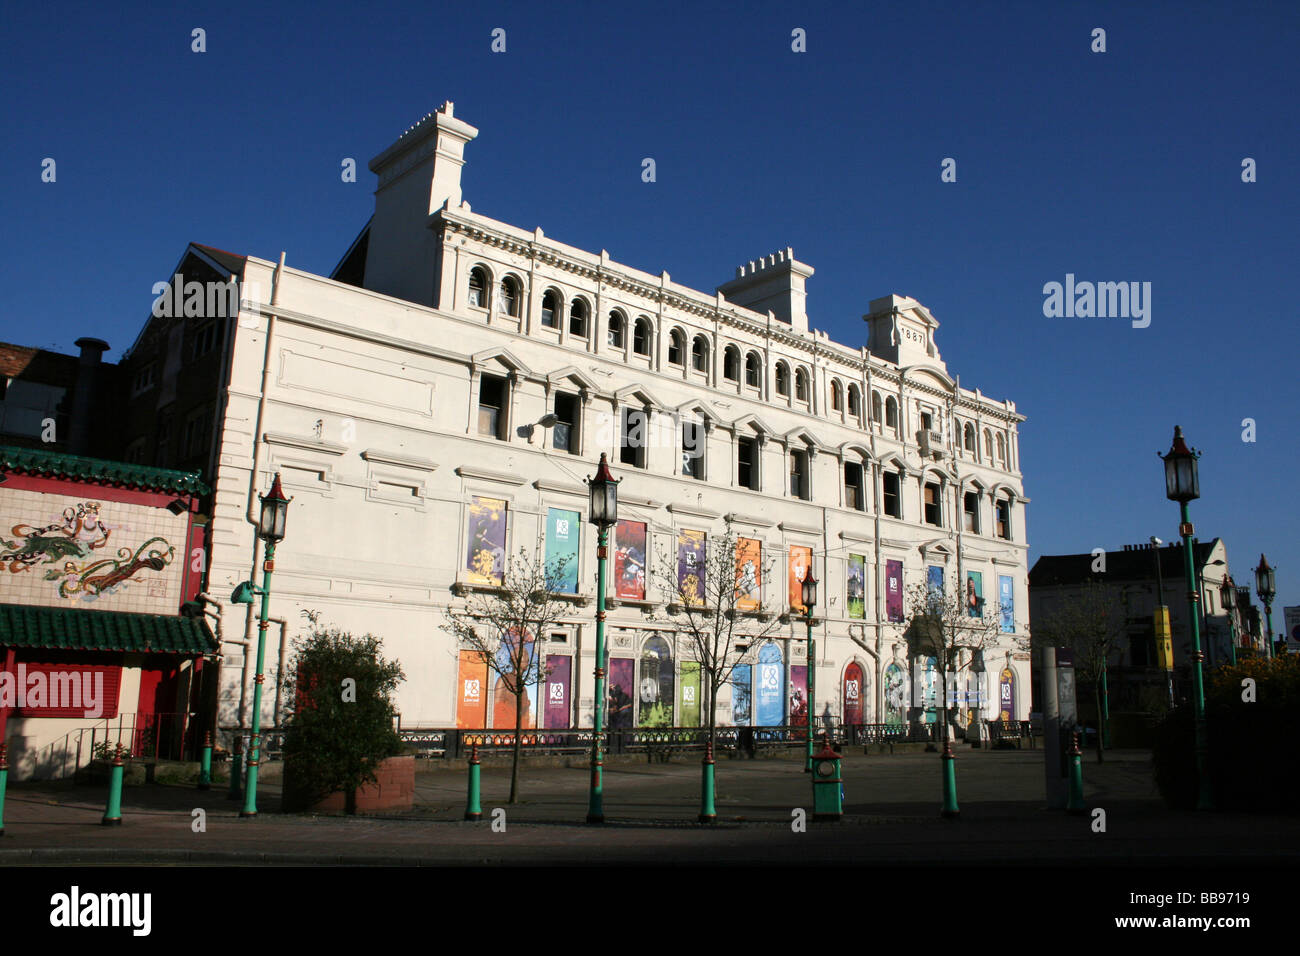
[
  {"left": 789, "top": 545, "right": 811, "bottom": 613},
  {"left": 455, "top": 650, "right": 488, "bottom": 728},
  {"left": 735, "top": 537, "right": 762, "bottom": 611}
]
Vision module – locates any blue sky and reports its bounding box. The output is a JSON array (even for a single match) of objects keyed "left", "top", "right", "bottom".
[{"left": 4, "top": 1, "right": 1298, "bottom": 625}]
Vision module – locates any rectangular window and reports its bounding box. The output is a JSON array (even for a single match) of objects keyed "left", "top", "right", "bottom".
[
  {"left": 844, "top": 461, "right": 865, "bottom": 511},
  {"left": 996, "top": 499, "right": 1011, "bottom": 540},
  {"left": 478, "top": 374, "right": 507, "bottom": 440},
  {"left": 883, "top": 471, "right": 901, "bottom": 518},
  {"left": 553, "top": 392, "right": 578, "bottom": 454},
  {"left": 737, "top": 436, "right": 759, "bottom": 491},
  {"left": 681, "top": 421, "right": 704, "bottom": 479},
  {"left": 191, "top": 322, "right": 221, "bottom": 360},
  {"left": 963, "top": 491, "right": 980, "bottom": 533},
  {"left": 924, "top": 482, "right": 942, "bottom": 526},
  {"left": 790, "top": 449, "right": 809, "bottom": 500},
  {"left": 132, "top": 363, "right": 156, "bottom": 397},
  {"left": 620, "top": 407, "right": 646, "bottom": 468},
  {"left": 920, "top": 411, "right": 933, "bottom": 431}
]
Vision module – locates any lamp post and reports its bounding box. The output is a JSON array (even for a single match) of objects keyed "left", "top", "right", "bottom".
[
  {"left": 1220, "top": 579, "right": 1238, "bottom": 666},
  {"left": 1158, "top": 426, "right": 1212, "bottom": 810},
  {"left": 585, "top": 453, "right": 619, "bottom": 824},
  {"left": 801, "top": 570, "right": 818, "bottom": 772},
  {"left": 1255, "top": 554, "right": 1276, "bottom": 659},
  {"left": 231, "top": 473, "right": 290, "bottom": 818}
]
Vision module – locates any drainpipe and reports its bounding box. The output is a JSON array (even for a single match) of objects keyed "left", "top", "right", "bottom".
[
  {"left": 269, "top": 617, "right": 289, "bottom": 726},
  {"left": 197, "top": 593, "right": 251, "bottom": 726}
]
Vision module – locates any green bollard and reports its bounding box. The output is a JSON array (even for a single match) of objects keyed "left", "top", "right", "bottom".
[
  {"left": 0, "top": 742, "right": 9, "bottom": 837},
  {"left": 198, "top": 731, "right": 213, "bottom": 790},
  {"left": 227, "top": 734, "right": 243, "bottom": 801},
  {"left": 940, "top": 739, "right": 960, "bottom": 819},
  {"left": 699, "top": 739, "right": 717, "bottom": 824},
  {"left": 465, "top": 742, "right": 482, "bottom": 821},
  {"left": 1067, "top": 731, "right": 1085, "bottom": 814},
  {"left": 102, "top": 744, "right": 124, "bottom": 826}
]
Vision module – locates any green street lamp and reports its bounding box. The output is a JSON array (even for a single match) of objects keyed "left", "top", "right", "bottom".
[
  {"left": 585, "top": 453, "right": 619, "bottom": 824},
  {"left": 801, "top": 569, "right": 818, "bottom": 772},
  {"left": 231, "top": 473, "right": 291, "bottom": 818},
  {"left": 1158, "top": 426, "right": 1212, "bottom": 810},
  {"left": 1255, "top": 554, "right": 1276, "bottom": 659}
]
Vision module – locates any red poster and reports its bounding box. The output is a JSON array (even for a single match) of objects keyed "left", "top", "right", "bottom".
[
  {"left": 455, "top": 650, "right": 488, "bottom": 728},
  {"left": 843, "top": 662, "right": 864, "bottom": 726}
]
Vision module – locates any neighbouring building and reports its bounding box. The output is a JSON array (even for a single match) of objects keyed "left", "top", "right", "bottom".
[
  {"left": 119, "top": 101, "right": 1030, "bottom": 740},
  {"left": 0, "top": 337, "right": 119, "bottom": 457}
]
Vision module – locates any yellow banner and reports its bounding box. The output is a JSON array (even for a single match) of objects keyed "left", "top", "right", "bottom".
[{"left": 1154, "top": 606, "right": 1173, "bottom": 670}]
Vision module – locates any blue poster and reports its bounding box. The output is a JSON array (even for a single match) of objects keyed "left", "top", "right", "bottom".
[
  {"left": 755, "top": 642, "right": 784, "bottom": 726},
  {"left": 545, "top": 508, "right": 580, "bottom": 593},
  {"left": 731, "top": 664, "right": 752, "bottom": 724},
  {"left": 999, "top": 575, "right": 1015, "bottom": 633},
  {"left": 927, "top": 565, "right": 944, "bottom": 600}
]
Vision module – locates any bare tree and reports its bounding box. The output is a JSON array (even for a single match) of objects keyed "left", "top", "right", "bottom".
[
  {"left": 1031, "top": 580, "right": 1126, "bottom": 762},
  {"left": 651, "top": 520, "right": 785, "bottom": 749},
  {"left": 441, "top": 548, "right": 573, "bottom": 802},
  {"left": 904, "top": 576, "right": 1002, "bottom": 749}
]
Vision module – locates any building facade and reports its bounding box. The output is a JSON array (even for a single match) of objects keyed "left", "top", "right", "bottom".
[{"left": 123, "top": 102, "right": 1030, "bottom": 737}]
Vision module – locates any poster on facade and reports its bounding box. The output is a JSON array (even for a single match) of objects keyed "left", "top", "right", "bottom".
[
  {"left": 927, "top": 565, "right": 944, "bottom": 601},
  {"left": 638, "top": 636, "right": 674, "bottom": 726},
  {"left": 999, "top": 666, "right": 1016, "bottom": 722},
  {"left": 755, "top": 641, "right": 783, "bottom": 726},
  {"left": 886, "top": 559, "right": 904, "bottom": 622},
  {"left": 466, "top": 496, "right": 507, "bottom": 586},
  {"left": 884, "top": 663, "right": 907, "bottom": 726},
  {"left": 491, "top": 629, "right": 538, "bottom": 730},
  {"left": 608, "top": 657, "right": 634, "bottom": 729},
  {"left": 680, "top": 661, "right": 701, "bottom": 727},
  {"left": 790, "top": 664, "right": 808, "bottom": 727},
  {"left": 788, "top": 545, "right": 812, "bottom": 613},
  {"left": 614, "top": 519, "right": 646, "bottom": 600},
  {"left": 966, "top": 570, "right": 984, "bottom": 617},
  {"left": 677, "top": 529, "right": 706, "bottom": 606},
  {"left": 1284, "top": 606, "right": 1300, "bottom": 651},
  {"left": 847, "top": 554, "right": 865, "bottom": 619},
  {"left": 914, "top": 656, "right": 938, "bottom": 723},
  {"left": 455, "top": 650, "right": 488, "bottom": 728},
  {"left": 999, "top": 574, "right": 1015, "bottom": 633},
  {"left": 731, "top": 664, "right": 752, "bottom": 725},
  {"left": 544, "top": 655, "right": 570, "bottom": 729},
  {"left": 843, "top": 662, "right": 864, "bottom": 726},
  {"left": 736, "top": 537, "right": 762, "bottom": 611},
  {"left": 544, "top": 508, "right": 580, "bottom": 594}
]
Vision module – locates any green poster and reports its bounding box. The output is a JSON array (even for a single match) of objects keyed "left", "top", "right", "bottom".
[
  {"left": 544, "top": 508, "right": 580, "bottom": 593},
  {"left": 847, "top": 554, "right": 865, "bottom": 619},
  {"left": 680, "top": 661, "right": 701, "bottom": 727}
]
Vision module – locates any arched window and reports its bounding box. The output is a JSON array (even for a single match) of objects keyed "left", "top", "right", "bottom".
[
  {"left": 570, "top": 298, "right": 590, "bottom": 337},
  {"left": 871, "top": 390, "right": 883, "bottom": 424},
  {"left": 963, "top": 423, "right": 975, "bottom": 452},
  {"left": 633, "top": 317, "right": 652, "bottom": 356},
  {"left": 795, "top": 368, "right": 810, "bottom": 402},
  {"left": 745, "top": 352, "right": 761, "bottom": 387},
  {"left": 667, "top": 328, "right": 686, "bottom": 365},
  {"left": 847, "top": 385, "right": 861, "bottom": 418},
  {"left": 830, "top": 380, "right": 843, "bottom": 412},
  {"left": 468, "top": 267, "right": 489, "bottom": 308},
  {"left": 983, "top": 428, "right": 993, "bottom": 460},
  {"left": 496, "top": 275, "right": 521, "bottom": 316},
  {"left": 607, "top": 311, "right": 625, "bottom": 348},
  {"left": 996, "top": 433, "right": 1006, "bottom": 464},
  {"left": 540, "top": 290, "right": 560, "bottom": 328},
  {"left": 775, "top": 362, "right": 790, "bottom": 396},
  {"left": 691, "top": 335, "right": 709, "bottom": 372},
  {"left": 723, "top": 346, "right": 741, "bottom": 381},
  {"left": 885, "top": 396, "right": 899, "bottom": 429}
]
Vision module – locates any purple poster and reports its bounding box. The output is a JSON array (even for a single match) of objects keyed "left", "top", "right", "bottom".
[
  {"left": 886, "top": 559, "right": 904, "bottom": 622},
  {"left": 790, "top": 665, "right": 808, "bottom": 727},
  {"left": 607, "top": 657, "right": 634, "bottom": 730},
  {"left": 545, "top": 655, "right": 571, "bottom": 729}
]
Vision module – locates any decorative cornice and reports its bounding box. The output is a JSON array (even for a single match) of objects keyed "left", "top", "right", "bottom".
[
  {"left": 778, "top": 521, "right": 822, "bottom": 537},
  {"left": 666, "top": 503, "right": 721, "bottom": 520},
  {"left": 454, "top": 465, "right": 527, "bottom": 486},
  {"left": 725, "top": 512, "right": 774, "bottom": 528},
  {"left": 263, "top": 432, "right": 348, "bottom": 456},
  {"left": 361, "top": 449, "right": 438, "bottom": 471},
  {"left": 533, "top": 478, "right": 588, "bottom": 497}
]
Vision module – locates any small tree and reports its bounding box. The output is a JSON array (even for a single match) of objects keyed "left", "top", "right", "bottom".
[
  {"left": 441, "top": 548, "right": 572, "bottom": 803},
  {"left": 283, "top": 613, "right": 405, "bottom": 814},
  {"left": 652, "top": 520, "right": 784, "bottom": 749},
  {"left": 905, "top": 577, "right": 1002, "bottom": 748},
  {"left": 1031, "top": 580, "right": 1126, "bottom": 762}
]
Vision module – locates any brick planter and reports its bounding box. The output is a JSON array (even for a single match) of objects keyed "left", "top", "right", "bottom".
[{"left": 282, "top": 755, "right": 414, "bottom": 814}]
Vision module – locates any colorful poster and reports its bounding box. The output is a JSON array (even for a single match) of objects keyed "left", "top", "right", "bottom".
[
  {"left": 999, "top": 574, "right": 1015, "bottom": 633},
  {"left": 544, "top": 508, "right": 580, "bottom": 594},
  {"left": 886, "top": 559, "right": 904, "bottom": 622},
  {"left": 847, "top": 554, "right": 865, "bottom": 619},
  {"left": 789, "top": 664, "right": 808, "bottom": 727},
  {"left": 491, "top": 629, "right": 538, "bottom": 730},
  {"left": 966, "top": 570, "right": 984, "bottom": 618},
  {"left": 614, "top": 520, "right": 647, "bottom": 600},
  {"left": 736, "top": 538, "right": 762, "bottom": 611},
  {"left": 544, "top": 655, "right": 570, "bottom": 729},
  {"left": 608, "top": 657, "right": 635, "bottom": 729},
  {"left": 456, "top": 650, "right": 488, "bottom": 728},
  {"left": 916, "top": 656, "right": 938, "bottom": 723},
  {"left": 788, "top": 545, "right": 812, "bottom": 613},
  {"left": 638, "top": 636, "right": 674, "bottom": 726},
  {"left": 843, "top": 662, "right": 864, "bottom": 726},
  {"left": 755, "top": 642, "right": 783, "bottom": 726},
  {"left": 677, "top": 530, "right": 706, "bottom": 606},
  {"left": 927, "top": 565, "right": 944, "bottom": 600},
  {"left": 680, "top": 661, "right": 701, "bottom": 727},
  {"left": 999, "top": 666, "right": 1016, "bottom": 722},
  {"left": 731, "top": 664, "right": 752, "bottom": 725},
  {"left": 884, "top": 663, "right": 907, "bottom": 726},
  {"left": 466, "top": 496, "right": 507, "bottom": 585}
]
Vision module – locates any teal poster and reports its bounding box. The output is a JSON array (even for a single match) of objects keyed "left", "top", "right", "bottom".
[
  {"left": 731, "top": 665, "right": 752, "bottom": 724},
  {"left": 999, "top": 574, "right": 1015, "bottom": 633},
  {"left": 966, "top": 570, "right": 984, "bottom": 617},
  {"left": 755, "top": 641, "right": 783, "bottom": 726},
  {"left": 544, "top": 508, "right": 580, "bottom": 593}
]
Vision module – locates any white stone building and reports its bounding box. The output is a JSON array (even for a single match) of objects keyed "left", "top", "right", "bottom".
[{"left": 134, "top": 102, "right": 1030, "bottom": 735}]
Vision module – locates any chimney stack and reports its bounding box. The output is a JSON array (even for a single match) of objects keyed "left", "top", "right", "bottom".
[
  {"left": 68, "top": 337, "right": 108, "bottom": 456},
  {"left": 717, "top": 247, "right": 814, "bottom": 332}
]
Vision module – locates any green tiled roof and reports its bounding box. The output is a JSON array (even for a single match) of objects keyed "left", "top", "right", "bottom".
[
  {"left": 0, "top": 604, "right": 217, "bottom": 655},
  {"left": 0, "top": 445, "right": 209, "bottom": 496}
]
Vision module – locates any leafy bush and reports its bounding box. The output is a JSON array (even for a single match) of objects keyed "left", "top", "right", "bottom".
[
  {"left": 1153, "top": 654, "right": 1300, "bottom": 811},
  {"left": 282, "top": 619, "right": 405, "bottom": 813}
]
